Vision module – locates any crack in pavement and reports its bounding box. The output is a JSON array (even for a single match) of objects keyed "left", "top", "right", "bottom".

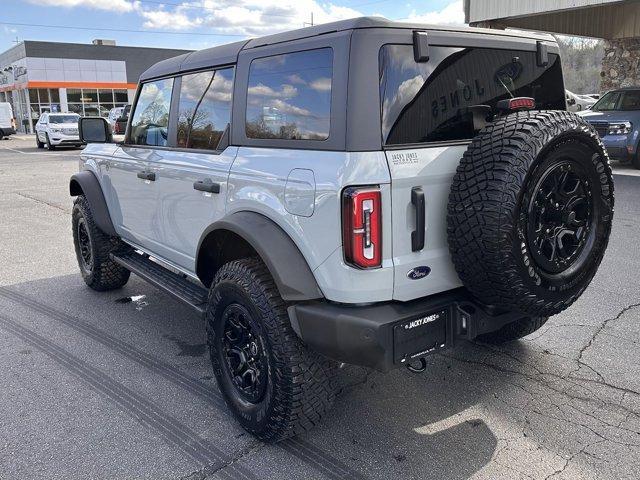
[
  {"left": 14, "top": 191, "right": 70, "bottom": 214},
  {"left": 575, "top": 301, "right": 640, "bottom": 367},
  {"left": 180, "top": 440, "right": 265, "bottom": 480}
]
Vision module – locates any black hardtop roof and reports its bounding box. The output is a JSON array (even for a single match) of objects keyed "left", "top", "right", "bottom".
[{"left": 139, "top": 16, "right": 555, "bottom": 81}]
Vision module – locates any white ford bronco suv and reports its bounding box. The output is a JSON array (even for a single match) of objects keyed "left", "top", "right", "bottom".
[{"left": 70, "top": 18, "right": 614, "bottom": 441}]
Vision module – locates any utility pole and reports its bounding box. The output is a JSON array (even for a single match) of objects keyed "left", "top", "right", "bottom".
[{"left": 304, "top": 12, "right": 314, "bottom": 27}]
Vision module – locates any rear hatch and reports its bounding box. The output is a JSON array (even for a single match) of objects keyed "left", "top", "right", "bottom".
[{"left": 379, "top": 40, "right": 566, "bottom": 301}]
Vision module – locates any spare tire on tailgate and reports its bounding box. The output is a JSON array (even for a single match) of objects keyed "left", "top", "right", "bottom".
[{"left": 447, "top": 110, "right": 614, "bottom": 317}]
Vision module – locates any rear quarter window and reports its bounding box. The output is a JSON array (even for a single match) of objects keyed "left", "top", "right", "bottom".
[
  {"left": 379, "top": 45, "right": 565, "bottom": 146},
  {"left": 245, "top": 48, "right": 333, "bottom": 141}
]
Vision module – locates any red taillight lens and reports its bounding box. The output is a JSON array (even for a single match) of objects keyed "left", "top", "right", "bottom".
[
  {"left": 497, "top": 97, "right": 535, "bottom": 111},
  {"left": 342, "top": 186, "right": 382, "bottom": 269}
]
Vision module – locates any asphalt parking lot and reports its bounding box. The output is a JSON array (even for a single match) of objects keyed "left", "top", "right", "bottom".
[{"left": 0, "top": 134, "right": 639, "bottom": 480}]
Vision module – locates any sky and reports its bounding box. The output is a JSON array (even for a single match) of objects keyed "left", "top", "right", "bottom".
[{"left": 0, "top": 0, "right": 465, "bottom": 52}]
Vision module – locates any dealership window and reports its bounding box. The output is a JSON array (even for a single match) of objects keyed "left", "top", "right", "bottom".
[
  {"left": 29, "top": 88, "right": 61, "bottom": 123},
  {"left": 129, "top": 78, "right": 174, "bottom": 147},
  {"left": 177, "top": 67, "right": 234, "bottom": 150},
  {"left": 245, "top": 48, "right": 333, "bottom": 141},
  {"left": 379, "top": 45, "right": 565, "bottom": 145},
  {"left": 67, "top": 88, "right": 129, "bottom": 117}
]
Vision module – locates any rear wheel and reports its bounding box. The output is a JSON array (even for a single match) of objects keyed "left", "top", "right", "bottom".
[
  {"left": 72, "top": 196, "right": 131, "bottom": 291},
  {"left": 206, "top": 258, "right": 337, "bottom": 442}
]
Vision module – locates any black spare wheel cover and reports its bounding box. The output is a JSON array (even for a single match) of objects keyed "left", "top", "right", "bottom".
[{"left": 447, "top": 111, "right": 614, "bottom": 317}]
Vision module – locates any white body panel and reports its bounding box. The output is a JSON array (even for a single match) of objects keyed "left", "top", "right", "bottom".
[
  {"left": 385, "top": 146, "right": 464, "bottom": 301},
  {"left": 228, "top": 148, "right": 394, "bottom": 303},
  {"left": 81, "top": 141, "right": 463, "bottom": 304}
]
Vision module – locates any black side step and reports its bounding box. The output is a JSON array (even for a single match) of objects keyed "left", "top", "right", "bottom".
[{"left": 111, "top": 251, "right": 208, "bottom": 315}]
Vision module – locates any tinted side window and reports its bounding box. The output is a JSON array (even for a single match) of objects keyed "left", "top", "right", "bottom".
[
  {"left": 246, "top": 48, "right": 332, "bottom": 141},
  {"left": 129, "top": 78, "right": 174, "bottom": 146},
  {"left": 177, "top": 67, "right": 234, "bottom": 150},
  {"left": 379, "top": 45, "right": 565, "bottom": 145}
]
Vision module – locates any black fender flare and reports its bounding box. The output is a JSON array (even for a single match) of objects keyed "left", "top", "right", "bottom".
[
  {"left": 69, "top": 170, "right": 117, "bottom": 237},
  {"left": 197, "top": 212, "right": 323, "bottom": 302}
]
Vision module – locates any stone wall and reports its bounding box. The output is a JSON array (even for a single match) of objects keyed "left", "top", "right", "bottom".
[{"left": 601, "top": 38, "right": 640, "bottom": 90}]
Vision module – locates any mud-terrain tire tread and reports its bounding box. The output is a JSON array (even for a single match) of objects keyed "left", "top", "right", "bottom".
[
  {"left": 72, "top": 195, "right": 131, "bottom": 291},
  {"left": 477, "top": 316, "right": 549, "bottom": 344},
  {"left": 206, "top": 258, "right": 337, "bottom": 442},
  {"left": 447, "top": 110, "right": 614, "bottom": 317}
]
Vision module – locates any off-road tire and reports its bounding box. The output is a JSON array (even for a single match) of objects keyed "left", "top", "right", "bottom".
[
  {"left": 72, "top": 195, "right": 131, "bottom": 291},
  {"left": 477, "top": 316, "right": 549, "bottom": 344},
  {"left": 206, "top": 258, "right": 337, "bottom": 442},
  {"left": 448, "top": 111, "right": 614, "bottom": 317},
  {"left": 45, "top": 133, "right": 56, "bottom": 150}
]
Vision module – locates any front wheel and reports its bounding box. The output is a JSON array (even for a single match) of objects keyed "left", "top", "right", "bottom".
[
  {"left": 72, "top": 196, "right": 131, "bottom": 291},
  {"left": 206, "top": 258, "right": 337, "bottom": 442},
  {"left": 36, "top": 134, "right": 44, "bottom": 149},
  {"left": 45, "top": 133, "right": 56, "bottom": 150}
]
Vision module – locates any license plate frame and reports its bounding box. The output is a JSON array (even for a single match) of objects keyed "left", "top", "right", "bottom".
[{"left": 393, "top": 308, "right": 449, "bottom": 364}]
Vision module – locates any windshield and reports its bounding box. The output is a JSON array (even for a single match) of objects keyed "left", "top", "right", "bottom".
[
  {"left": 49, "top": 115, "right": 80, "bottom": 124},
  {"left": 379, "top": 45, "right": 565, "bottom": 145},
  {"left": 592, "top": 90, "right": 640, "bottom": 111}
]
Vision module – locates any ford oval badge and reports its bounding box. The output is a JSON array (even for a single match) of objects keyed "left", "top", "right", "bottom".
[{"left": 407, "top": 266, "right": 431, "bottom": 280}]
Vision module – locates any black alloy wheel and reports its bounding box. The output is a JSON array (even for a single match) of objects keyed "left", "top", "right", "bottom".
[
  {"left": 76, "top": 217, "right": 93, "bottom": 275},
  {"left": 525, "top": 159, "right": 594, "bottom": 279},
  {"left": 220, "top": 303, "right": 268, "bottom": 403}
]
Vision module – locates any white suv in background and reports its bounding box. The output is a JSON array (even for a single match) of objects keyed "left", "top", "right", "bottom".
[{"left": 36, "top": 113, "right": 83, "bottom": 150}]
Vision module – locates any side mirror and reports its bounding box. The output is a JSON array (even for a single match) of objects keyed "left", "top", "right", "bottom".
[{"left": 79, "top": 117, "right": 113, "bottom": 144}]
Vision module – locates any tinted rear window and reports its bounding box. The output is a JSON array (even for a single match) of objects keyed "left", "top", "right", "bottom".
[
  {"left": 245, "top": 48, "right": 333, "bottom": 141},
  {"left": 379, "top": 45, "right": 565, "bottom": 146}
]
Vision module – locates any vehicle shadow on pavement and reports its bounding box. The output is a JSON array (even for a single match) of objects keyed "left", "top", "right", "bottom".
[{"left": 1, "top": 272, "right": 638, "bottom": 479}]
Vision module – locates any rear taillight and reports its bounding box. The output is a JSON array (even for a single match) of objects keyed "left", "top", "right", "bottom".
[
  {"left": 342, "top": 186, "right": 382, "bottom": 269},
  {"left": 497, "top": 97, "right": 535, "bottom": 111}
]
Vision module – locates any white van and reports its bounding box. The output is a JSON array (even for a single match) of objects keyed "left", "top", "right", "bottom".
[{"left": 0, "top": 102, "right": 16, "bottom": 140}]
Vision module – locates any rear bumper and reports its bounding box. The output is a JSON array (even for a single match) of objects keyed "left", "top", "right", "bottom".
[
  {"left": 288, "top": 288, "right": 523, "bottom": 372},
  {"left": 0, "top": 127, "right": 16, "bottom": 136}
]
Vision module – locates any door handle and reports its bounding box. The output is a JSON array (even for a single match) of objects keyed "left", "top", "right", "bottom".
[
  {"left": 137, "top": 170, "right": 156, "bottom": 181},
  {"left": 193, "top": 179, "right": 220, "bottom": 194},
  {"left": 411, "top": 187, "right": 425, "bottom": 252}
]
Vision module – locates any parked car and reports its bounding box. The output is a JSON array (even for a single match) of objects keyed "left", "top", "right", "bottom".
[
  {"left": 0, "top": 102, "right": 16, "bottom": 140},
  {"left": 70, "top": 17, "right": 614, "bottom": 441},
  {"left": 107, "top": 106, "right": 125, "bottom": 131},
  {"left": 35, "top": 112, "right": 82, "bottom": 150},
  {"left": 578, "top": 87, "right": 640, "bottom": 168},
  {"left": 113, "top": 104, "right": 131, "bottom": 135},
  {"left": 566, "top": 90, "right": 596, "bottom": 112}
]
